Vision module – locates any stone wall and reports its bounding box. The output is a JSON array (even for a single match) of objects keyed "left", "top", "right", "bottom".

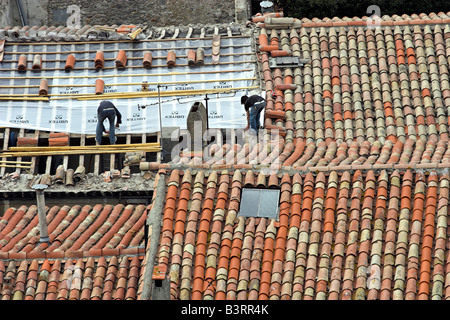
[
  {"left": 0, "top": 0, "right": 250, "bottom": 28},
  {"left": 0, "top": 0, "right": 15, "bottom": 27},
  {"left": 47, "top": 0, "right": 239, "bottom": 27},
  {"left": 0, "top": 0, "right": 49, "bottom": 28}
]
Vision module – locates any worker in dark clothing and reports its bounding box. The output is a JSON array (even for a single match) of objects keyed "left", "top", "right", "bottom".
[
  {"left": 242, "top": 94, "right": 266, "bottom": 134},
  {"left": 96, "top": 100, "right": 122, "bottom": 145}
]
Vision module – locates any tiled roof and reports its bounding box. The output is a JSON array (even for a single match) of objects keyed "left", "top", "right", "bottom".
[
  {"left": 5, "top": 167, "right": 449, "bottom": 300},
  {"left": 257, "top": 17, "right": 450, "bottom": 146},
  {"left": 0, "top": 255, "right": 144, "bottom": 300},
  {"left": 0, "top": 202, "right": 150, "bottom": 300},
  {"left": 0, "top": 204, "right": 148, "bottom": 259},
  {"left": 136, "top": 11, "right": 450, "bottom": 301},
  {"left": 3, "top": 10, "right": 450, "bottom": 301},
  {"left": 139, "top": 10, "right": 450, "bottom": 173},
  {"left": 253, "top": 11, "right": 450, "bottom": 27},
  {"left": 152, "top": 168, "right": 450, "bottom": 300}
]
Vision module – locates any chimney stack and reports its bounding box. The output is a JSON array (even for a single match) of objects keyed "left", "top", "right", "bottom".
[{"left": 32, "top": 184, "right": 50, "bottom": 244}]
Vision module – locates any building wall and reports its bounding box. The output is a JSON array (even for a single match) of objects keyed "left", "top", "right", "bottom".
[
  {"left": 0, "top": 0, "right": 246, "bottom": 28},
  {"left": 0, "top": 0, "right": 15, "bottom": 27}
]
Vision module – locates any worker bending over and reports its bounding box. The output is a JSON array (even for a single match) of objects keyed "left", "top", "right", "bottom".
[
  {"left": 242, "top": 94, "right": 266, "bottom": 135},
  {"left": 96, "top": 100, "right": 122, "bottom": 145}
]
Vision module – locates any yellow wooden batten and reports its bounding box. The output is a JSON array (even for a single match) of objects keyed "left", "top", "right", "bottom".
[
  {"left": 4, "top": 142, "right": 161, "bottom": 157},
  {"left": 1, "top": 148, "right": 161, "bottom": 158},
  {"left": 74, "top": 86, "right": 258, "bottom": 100},
  {"left": 0, "top": 96, "right": 49, "bottom": 101},
  {"left": 9, "top": 142, "right": 160, "bottom": 152},
  {"left": 0, "top": 77, "right": 256, "bottom": 89},
  {"left": 0, "top": 164, "right": 31, "bottom": 169},
  {"left": 0, "top": 68, "right": 253, "bottom": 80},
  {"left": 0, "top": 160, "right": 32, "bottom": 164},
  {"left": 0, "top": 86, "right": 257, "bottom": 101}
]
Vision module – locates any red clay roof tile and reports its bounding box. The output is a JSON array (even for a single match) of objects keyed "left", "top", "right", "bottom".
[
  {"left": 5, "top": 9, "right": 450, "bottom": 301},
  {"left": 94, "top": 50, "right": 104, "bottom": 69}
]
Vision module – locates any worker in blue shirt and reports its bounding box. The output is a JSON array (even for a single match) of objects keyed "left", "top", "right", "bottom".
[{"left": 96, "top": 100, "right": 122, "bottom": 145}]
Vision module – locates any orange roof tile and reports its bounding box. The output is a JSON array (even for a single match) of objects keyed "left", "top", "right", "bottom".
[{"left": 3, "top": 9, "right": 450, "bottom": 302}]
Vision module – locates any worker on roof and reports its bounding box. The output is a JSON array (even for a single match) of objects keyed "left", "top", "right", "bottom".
[
  {"left": 242, "top": 94, "right": 266, "bottom": 135},
  {"left": 96, "top": 100, "right": 122, "bottom": 145}
]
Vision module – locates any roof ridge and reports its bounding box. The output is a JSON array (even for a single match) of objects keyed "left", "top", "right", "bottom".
[
  {"left": 0, "top": 22, "right": 245, "bottom": 42},
  {"left": 252, "top": 11, "right": 450, "bottom": 28},
  {"left": 138, "top": 159, "right": 450, "bottom": 175}
]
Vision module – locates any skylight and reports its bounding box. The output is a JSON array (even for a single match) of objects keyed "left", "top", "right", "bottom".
[{"left": 238, "top": 187, "right": 280, "bottom": 219}]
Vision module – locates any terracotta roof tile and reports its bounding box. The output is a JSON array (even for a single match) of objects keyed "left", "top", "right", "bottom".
[
  {"left": 0, "top": 24, "right": 244, "bottom": 42},
  {"left": 3, "top": 9, "right": 450, "bottom": 301},
  {"left": 60, "top": 166, "right": 438, "bottom": 301},
  {"left": 0, "top": 255, "right": 144, "bottom": 300},
  {"left": 207, "top": 13, "right": 447, "bottom": 175},
  {"left": 0, "top": 202, "right": 146, "bottom": 268}
]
